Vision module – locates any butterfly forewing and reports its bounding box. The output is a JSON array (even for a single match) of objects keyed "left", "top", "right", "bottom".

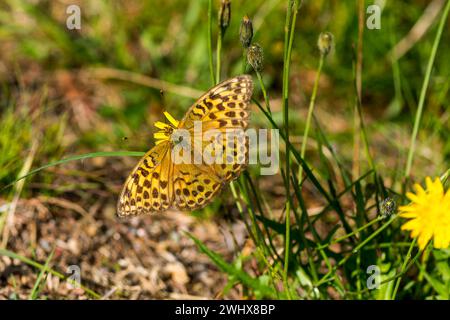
[
  {"left": 179, "top": 75, "right": 253, "bottom": 129},
  {"left": 182, "top": 75, "right": 252, "bottom": 183}
]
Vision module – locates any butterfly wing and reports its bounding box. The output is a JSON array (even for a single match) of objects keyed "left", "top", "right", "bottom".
[
  {"left": 117, "top": 141, "right": 174, "bottom": 217},
  {"left": 117, "top": 75, "right": 253, "bottom": 216},
  {"left": 179, "top": 75, "right": 253, "bottom": 184},
  {"left": 178, "top": 75, "right": 253, "bottom": 129},
  {"left": 172, "top": 163, "right": 223, "bottom": 210}
]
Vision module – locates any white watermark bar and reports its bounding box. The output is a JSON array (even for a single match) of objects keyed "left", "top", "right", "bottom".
[{"left": 168, "top": 121, "right": 279, "bottom": 176}]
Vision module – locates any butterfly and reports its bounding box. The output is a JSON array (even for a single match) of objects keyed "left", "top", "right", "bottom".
[{"left": 117, "top": 75, "right": 253, "bottom": 217}]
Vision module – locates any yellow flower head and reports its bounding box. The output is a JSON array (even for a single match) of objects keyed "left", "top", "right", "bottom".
[
  {"left": 153, "top": 111, "right": 180, "bottom": 145},
  {"left": 400, "top": 177, "right": 450, "bottom": 250}
]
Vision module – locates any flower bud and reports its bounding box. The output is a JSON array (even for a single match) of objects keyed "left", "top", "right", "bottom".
[
  {"left": 218, "top": 0, "right": 231, "bottom": 32},
  {"left": 247, "top": 43, "right": 263, "bottom": 72},
  {"left": 317, "top": 31, "right": 334, "bottom": 56},
  {"left": 380, "top": 197, "right": 396, "bottom": 218},
  {"left": 239, "top": 15, "right": 253, "bottom": 48}
]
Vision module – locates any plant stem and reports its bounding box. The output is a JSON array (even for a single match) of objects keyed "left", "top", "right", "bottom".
[
  {"left": 405, "top": 0, "right": 450, "bottom": 177},
  {"left": 355, "top": 94, "right": 375, "bottom": 172},
  {"left": 229, "top": 182, "right": 243, "bottom": 213},
  {"left": 391, "top": 237, "right": 417, "bottom": 299},
  {"left": 298, "top": 54, "right": 324, "bottom": 180},
  {"left": 207, "top": 0, "right": 215, "bottom": 86},
  {"left": 216, "top": 28, "right": 223, "bottom": 83},
  {"left": 242, "top": 50, "right": 247, "bottom": 73},
  {"left": 282, "top": 0, "right": 299, "bottom": 299},
  {"left": 352, "top": 0, "right": 364, "bottom": 179},
  {"left": 256, "top": 71, "right": 271, "bottom": 115},
  {"left": 316, "top": 215, "right": 397, "bottom": 287},
  {"left": 317, "top": 215, "right": 384, "bottom": 250},
  {"left": 30, "top": 248, "right": 55, "bottom": 299},
  {"left": 347, "top": 215, "right": 397, "bottom": 260}
]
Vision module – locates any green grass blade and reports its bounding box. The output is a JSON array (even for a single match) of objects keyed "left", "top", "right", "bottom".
[
  {"left": 3, "top": 151, "right": 145, "bottom": 190},
  {"left": 207, "top": 0, "right": 215, "bottom": 85},
  {"left": 0, "top": 248, "right": 101, "bottom": 299},
  {"left": 29, "top": 248, "right": 55, "bottom": 300},
  {"left": 253, "top": 98, "right": 334, "bottom": 204}
]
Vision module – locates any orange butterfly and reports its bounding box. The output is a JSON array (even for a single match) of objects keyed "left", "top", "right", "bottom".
[{"left": 117, "top": 75, "right": 253, "bottom": 217}]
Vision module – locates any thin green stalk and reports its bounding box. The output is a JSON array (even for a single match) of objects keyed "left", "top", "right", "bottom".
[
  {"left": 355, "top": 92, "right": 375, "bottom": 172},
  {"left": 3, "top": 151, "right": 145, "bottom": 191},
  {"left": 216, "top": 28, "right": 223, "bottom": 84},
  {"left": 356, "top": 254, "right": 362, "bottom": 299},
  {"left": 207, "top": 0, "right": 215, "bottom": 85},
  {"left": 361, "top": 242, "right": 414, "bottom": 250},
  {"left": 290, "top": 173, "right": 328, "bottom": 282},
  {"left": 231, "top": 186, "right": 279, "bottom": 295},
  {"left": 344, "top": 215, "right": 397, "bottom": 262},
  {"left": 253, "top": 98, "right": 334, "bottom": 204},
  {"left": 242, "top": 51, "right": 247, "bottom": 73},
  {"left": 244, "top": 172, "right": 282, "bottom": 263},
  {"left": 316, "top": 215, "right": 398, "bottom": 287},
  {"left": 292, "top": 206, "right": 319, "bottom": 283},
  {"left": 352, "top": 0, "right": 364, "bottom": 179},
  {"left": 405, "top": 0, "right": 450, "bottom": 177},
  {"left": 317, "top": 215, "right": 384, "bottom": 250},
  {"left": 233, "top": 176, "right": 284, "bottom": 297},
  {"left": 298, "top": 54, "right": 324, "bottom": 180},
  {"left": 281, "top": 0, "right": 299, "bottom": 299},
  {"left": 391, "top": 237, "right": 418, "bottom": 299},
  {"left": 256, "top": 71, "right": 271, "bottom": 115},
  {"left": 30, "top": 248, "right": 55, "bottom": 299},
  {"left": 229, "top": 182, "right": 244, "bottom": 216},
  {"left": 351, "top": 39, "right": 376, "bottom": 174},
  {"left": 239, "top": 177, "right": 283, "bottom": 293}
]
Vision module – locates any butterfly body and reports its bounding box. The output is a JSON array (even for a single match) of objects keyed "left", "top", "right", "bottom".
[{"left": 117, "top": 75, "right": 253, "bottom": 217}]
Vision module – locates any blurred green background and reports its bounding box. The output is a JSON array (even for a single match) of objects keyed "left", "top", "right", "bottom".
[{"left": 0, "top": 0, "right": 449, "bottom": 300}]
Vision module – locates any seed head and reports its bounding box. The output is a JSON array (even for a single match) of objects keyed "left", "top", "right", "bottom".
[
  {"left": 239, "top": 15, "right": 253, "bottom": 48},
  {"left": 219, "top": 0, "right": 231, "bottom": 32},
  {"left": 317, "top": 31, "right": 334, "bottom": 56},
  {"left": 380, "top": 197, "right": 396, "bottom": 218},
  {"left": 247, "top": 43, "right": 264, "bottom": 72}
]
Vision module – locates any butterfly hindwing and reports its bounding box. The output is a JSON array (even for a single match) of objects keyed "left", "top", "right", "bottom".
[
  {"left": 172, "top": 163, "right": 222, "bottom": 210},
  {"left": 117, "top": 141, "right": 173, "bottom": 217}
]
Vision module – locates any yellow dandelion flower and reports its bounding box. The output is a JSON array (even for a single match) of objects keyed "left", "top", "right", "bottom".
[{"left": 399, "top": 177, "right": 450, "bottom": 250}]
